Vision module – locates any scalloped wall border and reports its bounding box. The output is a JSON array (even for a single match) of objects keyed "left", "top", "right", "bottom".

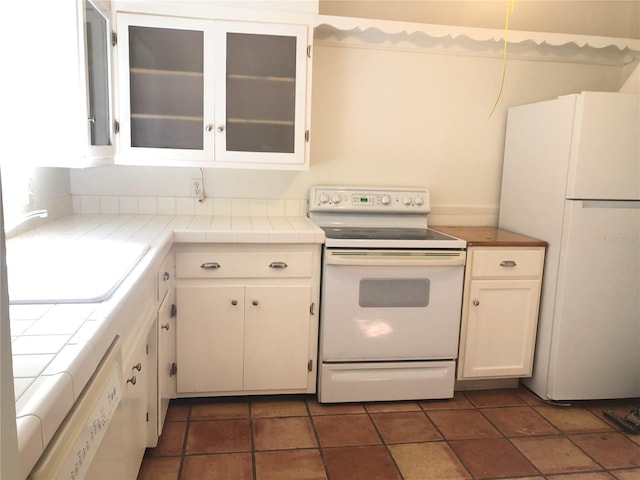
[{"left": 313, "top": 15, "right": 640, "bottom": 66}]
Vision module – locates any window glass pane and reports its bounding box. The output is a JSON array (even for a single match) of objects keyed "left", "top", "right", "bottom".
[
  {"left": 359, "top": 279, "right": 430, "bottom": 308},
  {"left": 85, "top": 1, "right": 110, "bottom": 146},
  {"left": 128, "top": 26, "right": 203, "bottom": 149},
  {"left": 225, "top": 33, "right": 296, "bottom": 153}
]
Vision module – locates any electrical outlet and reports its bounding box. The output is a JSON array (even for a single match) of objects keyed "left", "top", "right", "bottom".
[
  {"left": 190, "top": 178, "right": 203, "bottom": 197},
  {"left": 26, "top": 177, "right": 34, "bottom": 207}
]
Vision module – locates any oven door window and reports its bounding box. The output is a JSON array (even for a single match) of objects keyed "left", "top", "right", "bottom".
[{"left": 359, "top": 278, "right": 430, "bottom": 308}]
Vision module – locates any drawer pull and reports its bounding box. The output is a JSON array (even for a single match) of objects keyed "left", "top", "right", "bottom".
[
  {"left": 269, "top": 261, "right": 288, "bottom": 269},
  {"left": 500, "top": 260, "right": 517, "bottom": 267},
  {"left": 201, "top": 262, "right": 221, "bottom": 269}
]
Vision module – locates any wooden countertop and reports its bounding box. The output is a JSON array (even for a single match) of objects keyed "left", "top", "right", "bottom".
[{"left": 433, "top": 226, "right": 547, "bottom": 247}]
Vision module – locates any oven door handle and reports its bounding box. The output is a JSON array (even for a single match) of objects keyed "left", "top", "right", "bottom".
[{"left": 325, "top": 251, "right": 466, "bottom": 267}]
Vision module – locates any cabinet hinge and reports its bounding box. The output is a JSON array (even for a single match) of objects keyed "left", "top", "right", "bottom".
[
  {"left": 305, "top": 130, "right": 310, "bottom": 143},
  {"left": 309, "top": 302, "right": 315, "bottom": 315},
  {"left": 307, "top": 359, "right": 313, "bottom": 372},
  {"left": 111, "top": 31, "right": 117, "bottom": 47},
  {"left": 307, "top": 45, "right": 311, "bottom": 58},
  {"left": 170, "top": 303, "right": 177, "bottom": 318},
  {"left": 114, "top": 120, "right": 120, "bottom": 134}
]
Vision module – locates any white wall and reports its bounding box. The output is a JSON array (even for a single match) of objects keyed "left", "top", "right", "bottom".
[
  {"left": 71, "top": 33, "right": 628, "bottom": 225},
  {"left": 620, "top": 61, "right": 640, "bottom": 92},
  {"left": 318, "top": 1, "right": 640, "bottom": 39}
]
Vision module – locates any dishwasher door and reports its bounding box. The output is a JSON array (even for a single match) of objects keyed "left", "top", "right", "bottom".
[{"left": 29, "top": 337, "right": 122, "bottom": 480}]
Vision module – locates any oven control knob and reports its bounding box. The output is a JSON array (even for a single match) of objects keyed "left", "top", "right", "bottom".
[
  {"left": 319, "top": 194, "right": 330, "bottom": 204},
  {"left": 402, "top": 196, "right": 412, "bottom": 206},
  {"left": 414, "top": 196, "right": 424, "bottom": 206},
  {"left": 380, "top": 195, "right": 391, "bottom": 205},
  {"left": 331, "top": 194, "right": 342, "bottom": 204}
]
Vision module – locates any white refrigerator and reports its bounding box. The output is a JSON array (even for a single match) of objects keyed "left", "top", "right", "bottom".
[{"left": 499, "top": 91, "right": 640, "bottom": 401}]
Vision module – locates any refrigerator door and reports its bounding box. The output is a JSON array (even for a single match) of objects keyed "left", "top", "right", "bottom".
[
  {"left": 566, "top": 92, "right": 640, "bottom": 201},
  {"left": 547, "top": 199, "right": 640, "bottom": 400}
]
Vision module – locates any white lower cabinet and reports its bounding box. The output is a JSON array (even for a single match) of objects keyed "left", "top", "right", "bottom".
[
  {"left": 457, "top": 247, "right": 545, "bottom": 380},
  {"left": 174, "top": 244, "right": 320, "bottom": 395},
  {"left": 156, "top": 253, "right": 176, "bottom": 438}
]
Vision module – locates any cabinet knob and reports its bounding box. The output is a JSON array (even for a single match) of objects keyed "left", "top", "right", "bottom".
[
  {"left": 252, "top": 300, "right": 259, "bottom": 306},
  {"left": 161, "top": 323, "right": 170, "bottom": 331},
  {"left": 205, "top": 123, "right": 214, "bottom": 132},
  {"left": 126, "top": 376, "right": 137, "bottom": 385},
  {"left": 216, "top": 125, "right": 225, "bottom": 133},
  {"left": 88, "top": 116, "right": 96, "bottom": 124},
  {"left": 163, "top": 272, "right": 170, "bottom": 281},
  {"left": 472, "top": 299, "right": 480, "bottom": 306},
  {"left": 132, "top": 362, "right": 142, "bottom": 372},
  {"left": 231, "top": 300, "right": 238, "bottom": 306}
]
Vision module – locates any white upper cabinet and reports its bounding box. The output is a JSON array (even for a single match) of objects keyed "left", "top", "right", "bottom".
[
  {"left": 2, "top": 0, "right": 115, "bottom": 167},
  {"left": 115, "top": 13, "right": 310, "bottom": 169}
]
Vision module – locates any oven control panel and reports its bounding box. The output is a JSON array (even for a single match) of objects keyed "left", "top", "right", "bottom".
[{"left": 309, "top": 186, "right": 430, "bottom": 213}]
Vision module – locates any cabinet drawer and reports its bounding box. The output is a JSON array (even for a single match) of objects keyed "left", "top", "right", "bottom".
[
  {"left": 176, "top": 251, "right": 313, "bottom": 279},
  {"left": 471, "top": 248, "right": 544, "bottom": 278}
]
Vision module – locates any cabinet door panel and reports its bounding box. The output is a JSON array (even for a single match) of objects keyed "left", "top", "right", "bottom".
[
  {"left": 462, "top": 279, "right": 540, "bottom": 378},
  {"left": 244, "top": 285, "right": 311, "bottom": 390},
  {"left": 85, "top": 0, "right": 112, "bottom": 147},
  {"left": 214, "top": 21, "right": 307, "bottom": 164},
  {"left": 157, "top": 289, "right": 176, "bottom": 435},
  {"left": 176, "top": 285, "right": 244, "bottom": 392}
]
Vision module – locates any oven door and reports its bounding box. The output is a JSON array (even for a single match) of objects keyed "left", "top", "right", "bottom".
[{"left": 320, "top": 249, "right": 465, "bottom": 362}]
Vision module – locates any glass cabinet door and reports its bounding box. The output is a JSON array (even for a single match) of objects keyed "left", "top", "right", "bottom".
[
  {"left": 215, "top": 22, "right": 308, "bottom": 165},
  {"left": 117, "top": 14, "right": 212, "bottom": 163},
  {"left": 84, "top": 0, "right": 112, "bottom": 147}
]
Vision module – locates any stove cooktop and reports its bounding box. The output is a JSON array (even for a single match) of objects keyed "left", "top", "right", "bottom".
[
  {"left": 321, "top": 227, "right": 455, "bottom": 241},
  {"left": 320, "top": 227, "right": 466, "bottom": 249}
]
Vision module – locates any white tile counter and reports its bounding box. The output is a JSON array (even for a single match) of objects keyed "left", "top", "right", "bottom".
[{"left": 8, "top": 213, "right": 324, "bottom": 478}]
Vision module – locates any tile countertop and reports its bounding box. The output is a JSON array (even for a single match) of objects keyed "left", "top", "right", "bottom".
[
  {"left": 8, "top": 213, "right": 324, "bottom": 477},
  {"left": 433, "top": 226, "right": 548, "bottom": 247}
]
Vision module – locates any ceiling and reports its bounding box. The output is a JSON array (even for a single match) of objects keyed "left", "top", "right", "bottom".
[{"left": 318, "top": 1, "right": 640, "bottom": 39}]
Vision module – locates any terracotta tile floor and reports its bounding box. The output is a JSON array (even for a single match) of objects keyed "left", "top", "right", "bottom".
[{"left": 137, "top": 387, "right": 640, "bottom": 480}]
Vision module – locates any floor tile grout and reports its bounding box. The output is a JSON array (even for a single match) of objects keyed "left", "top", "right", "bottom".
[{"left": 138, "top": 388, "right": 640, "bottom": 480}]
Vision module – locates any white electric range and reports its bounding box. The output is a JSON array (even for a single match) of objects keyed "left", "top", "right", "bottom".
[{"left": 308, "top": 186, "right": 467, "bottom": 403}]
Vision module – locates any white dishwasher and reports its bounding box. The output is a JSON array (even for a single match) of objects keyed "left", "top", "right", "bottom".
[{"left": 29, "top": 337, "right": 123, "bottom": 480}]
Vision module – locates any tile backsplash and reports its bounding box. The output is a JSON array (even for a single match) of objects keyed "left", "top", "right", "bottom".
[{"left": 72, "top": 195, "right": 308, "bottom": 217}]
